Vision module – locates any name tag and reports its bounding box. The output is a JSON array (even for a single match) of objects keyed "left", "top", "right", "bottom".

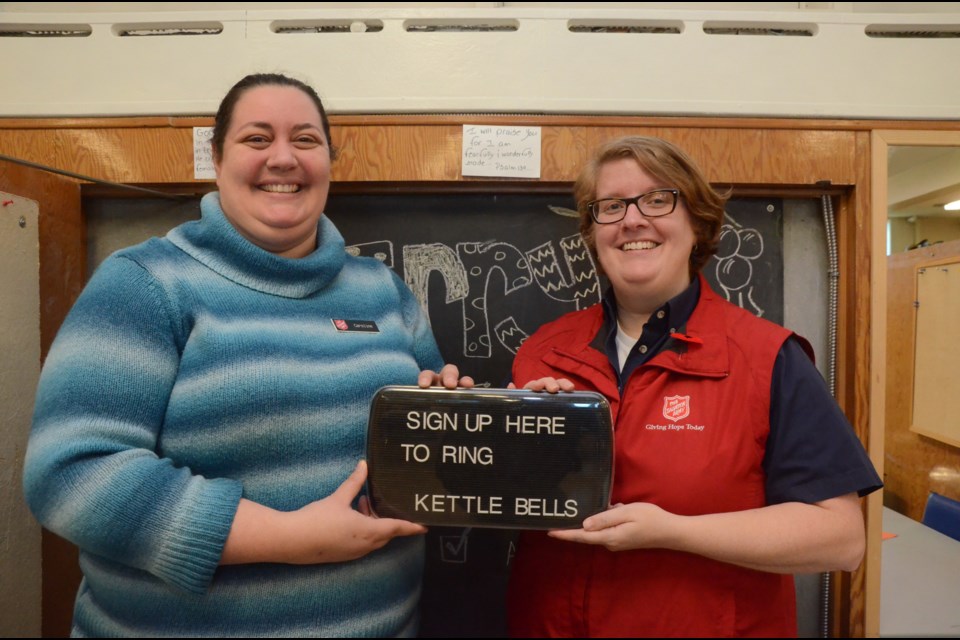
[
  {"left": 331, "top": 319, "right": 379, "bottom": 333},
  {"left": 366, "top": 386, "right": 613, "bottom": 529}
]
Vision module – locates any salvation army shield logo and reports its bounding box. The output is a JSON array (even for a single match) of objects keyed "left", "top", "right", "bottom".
[{"left": 662, "top": 395, "right": 690, "bottom": 422}]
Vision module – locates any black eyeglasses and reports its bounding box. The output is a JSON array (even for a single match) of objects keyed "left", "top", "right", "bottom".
[{"left": 586, "top": 189, "right": 680, "bottom": 224}]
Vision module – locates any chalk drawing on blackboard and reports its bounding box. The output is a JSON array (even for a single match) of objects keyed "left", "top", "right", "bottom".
[
  {"left": 458, "top": 241, "right": 534, "bottom": 358},
  {"left": 402, "top": 243, "right": 470, "bottom": 307},
  {"left": 547, "top": 205, "right": 579, "bottom": 218},
  {"left": 526, "top": 234, "right": 600, "bottom": 309},
  {"left": 714, "top": 213, "right": 766, "bottom": 317},
  {"left": 440, "top": 529, "right": 471, "bottom": 563},
  {"left": 398, "top": 234, "right": 600, "bottom": 360},
  {"left": 494, "top": 317, "right": 527, "bottom": 355},
  {"left": 345, "top": 240, "right": 395, "bottom": 268}
]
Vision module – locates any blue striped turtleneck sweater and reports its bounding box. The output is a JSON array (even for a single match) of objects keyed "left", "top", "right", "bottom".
[{"left": 23, "top": 192, "right": 443, "bottom": 637}]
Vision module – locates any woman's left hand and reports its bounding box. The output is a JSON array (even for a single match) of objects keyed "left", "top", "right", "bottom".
[
  {"left": 549, "top": 494, "right": 867, "bottom": 574},
  {"left": 548, "top": 502, "right": 671, "bottom": 551},
  {"left": 417, "top": 364, "right": 474, "bottom": 389}
]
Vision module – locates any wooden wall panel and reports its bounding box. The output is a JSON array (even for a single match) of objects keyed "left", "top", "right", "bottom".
[
  {"left": 1, "top": 127, "right": 196, "bottom": 184},
  {"left": 583, "top": 126, "right": 656, "bottom": 158},
  {"left": 1, "top": 115, "right": 864, "bottom": 188},
  {"left": 760, "top": 130, "right": 857, "bottom": 187},
  {"left": 334, "top": 124, "right": 462, "bottom": 182},
  {"left": 691, "top": 129, "right": 766, "bottom": 185},
  {"left": 885, "top": 239, "right": 960, "bottom": 520},
  {"left": 540, "top": 126, "right": 589, "bottom": 182}
]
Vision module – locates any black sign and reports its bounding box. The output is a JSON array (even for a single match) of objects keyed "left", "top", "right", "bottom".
[{"left": 366, "top": 386, "right": 614, "bottom": 529}]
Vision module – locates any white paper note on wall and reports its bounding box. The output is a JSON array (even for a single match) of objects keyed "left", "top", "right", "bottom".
[
  {"left": 193, "top": 127, "right": 216, "bottom": 180},
  {"left": 461, "top": 125, "right": 541, "bottom": 179}
]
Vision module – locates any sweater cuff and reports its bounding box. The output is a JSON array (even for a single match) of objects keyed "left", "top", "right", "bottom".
[{"left": 152, "top": 477, "right": 243, "bottom": 594}]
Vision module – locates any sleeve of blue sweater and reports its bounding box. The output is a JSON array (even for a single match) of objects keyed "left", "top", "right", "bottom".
[
  {"left": 23, "top": 255, "right": 243, "bottom": 594},
  {"left": 392, "top": 269, "right": 445, "bottom": 373}
]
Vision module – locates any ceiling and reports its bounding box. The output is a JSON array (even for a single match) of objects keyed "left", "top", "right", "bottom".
[{"left": 887, "top": 146, "right": 960, "bottom": 219}]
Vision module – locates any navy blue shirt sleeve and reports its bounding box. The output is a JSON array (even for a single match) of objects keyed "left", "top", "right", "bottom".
[{"left": 763, "top": 337, "right": 882, "bottom": 505}]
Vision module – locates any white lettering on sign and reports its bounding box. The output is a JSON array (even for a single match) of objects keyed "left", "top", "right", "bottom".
[
  {"left": 466, "top": 413, "right": 492, "bottom": 432},
  {"left": 442, "top": 445, "right": 494, "bottom": 465},
  {"left": 414, "top": 493, "right": 504, "bottom": 515},
  {"left": 400, "top": 443, "right": 431, "bottom": 462},
  {"left": 406, "top": 411, "right": 492, "bottom": 432},
  {"left": 412, "top": 494, "right": 578, "bottom": 518},
  {"left": 504, "top": 414, "right": 566, "bottom": 435},
  {"left": 514, "top": 497, "right": 578, "bottom": 518}
]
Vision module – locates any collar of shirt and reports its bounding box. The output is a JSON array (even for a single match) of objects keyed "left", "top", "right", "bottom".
[{"left": 599, "top": 277, "right": 701, "bottom": 390}]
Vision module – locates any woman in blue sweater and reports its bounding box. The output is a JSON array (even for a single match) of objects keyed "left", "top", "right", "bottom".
[{"left": 23, "top": 73, "right": 465, "bottom": 637}]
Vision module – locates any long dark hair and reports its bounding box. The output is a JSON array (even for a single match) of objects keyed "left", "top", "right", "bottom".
[{"left": 212, "top": 73, "right": 336, "bottom": 162}]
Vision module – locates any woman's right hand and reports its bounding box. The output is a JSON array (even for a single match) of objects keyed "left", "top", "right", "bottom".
[
  {"left": 221, "top": 460, "right": 426, "bottom": 565},
  {"left": 417, "top": 363, "right": 474, "bottom": 389},
  {"left": 508, "top": 377, "right": 575, "bottom": 393}
]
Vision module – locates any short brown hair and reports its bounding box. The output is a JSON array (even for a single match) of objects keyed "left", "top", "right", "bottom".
[{"left": 574, "top": 136, "right": 727, "bottom": 276}]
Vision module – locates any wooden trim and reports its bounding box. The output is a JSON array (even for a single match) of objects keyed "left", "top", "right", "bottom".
[
  {"left": 0, "top": 116, "right": 206, "bottom": 129},
  {"left": 330, "top": 116, "right": 960, "bottom": 131},
  {"left": 0, "top": 119, "right": 862, "bottom": 186},
  {"left": 873, "top": 130, "right": 960, "bottom": 147},
  {"left": 846, "top": 130, "right": 875, "bottom": 638},
  {"left": 864, "top": 127, "right": 960, "bottom": 637},
  {"left": 0, "top": 116, "right": 195, "bottom": 129},
  {"left": 866, "top": 129, "right": 889, "bottom": 639},
  {"left": 869, "top": 128, "right": 960, "bottom": 636},
  {"left": 3, "top": 114, "right": 960, "bottom": 131}
]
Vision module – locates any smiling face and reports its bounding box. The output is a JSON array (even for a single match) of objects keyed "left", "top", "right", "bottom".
[
  {"left": 214, "top": 85, "right": 332, "bottom": 258},
  {"left": 593, "top": 157, "right": 697, "bottom": 312}
]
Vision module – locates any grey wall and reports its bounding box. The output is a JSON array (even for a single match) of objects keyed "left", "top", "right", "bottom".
[
  {"left": 784, "top": 198, "right": 829, "bottom": 376},
  {"left": 0, "top": 193, "right": 42, "bottom": 637}
]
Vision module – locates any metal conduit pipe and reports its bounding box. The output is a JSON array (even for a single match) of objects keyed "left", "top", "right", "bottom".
[{"left": 819, "top": 189, "right": 840, "bottom": 638}]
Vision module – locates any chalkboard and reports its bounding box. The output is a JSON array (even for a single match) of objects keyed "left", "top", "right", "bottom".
[
  {"left": 325, "top": 193, "right": 783, "bottom": 388},
  {"left": 323, "top": 192, "right": 784, "bottom": 638},
  {"left": 714, "top": 198, "right": 783, "bottom": 324}
]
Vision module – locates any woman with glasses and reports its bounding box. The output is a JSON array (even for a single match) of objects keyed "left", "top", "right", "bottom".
[{"left": 506, "top": 136, "right": 881, "bottom": 637}]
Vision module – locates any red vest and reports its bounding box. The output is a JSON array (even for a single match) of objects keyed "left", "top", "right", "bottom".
[{"left": 508, "top": 276, "right": 800, "bottom": 638}]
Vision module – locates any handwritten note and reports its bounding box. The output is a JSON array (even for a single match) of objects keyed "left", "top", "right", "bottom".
[
  {"left": 461, "top": 125, "right": 541, "bottom": 179},
  {"left": 193, "top": 127, "right": 216, "bottom": 180}
]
